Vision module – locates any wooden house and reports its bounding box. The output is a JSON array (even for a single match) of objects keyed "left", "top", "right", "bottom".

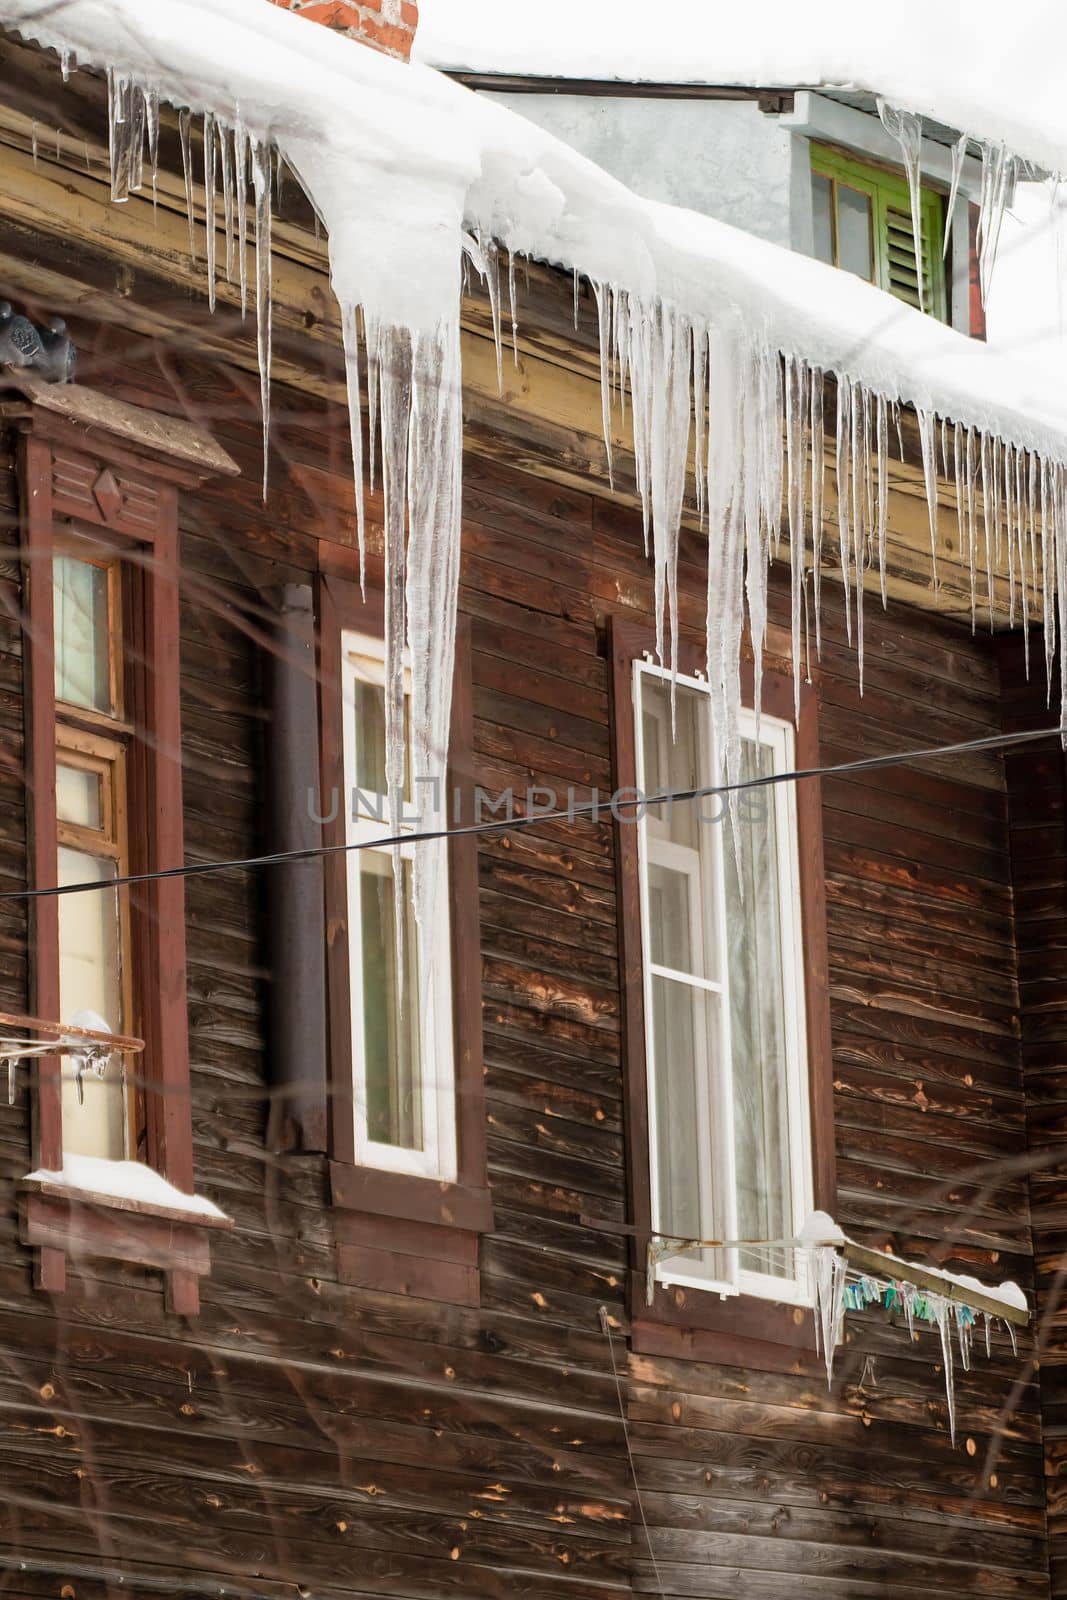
[{"left": 0, "top": 5, "right": 1063, "bottom": 1600}]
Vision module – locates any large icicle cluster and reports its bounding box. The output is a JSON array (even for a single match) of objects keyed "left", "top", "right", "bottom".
[
  {"left": 99, "top": 43, "right": 464, "bottom": 1086},
  {"left": 588, "top": 285, "right": 1067, "bottom": 794}
]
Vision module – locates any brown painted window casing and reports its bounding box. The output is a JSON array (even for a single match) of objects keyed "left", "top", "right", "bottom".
[
  {"left": 318, "top": 570, "right": 490, "bottom": 1306},
  {"left": 13, "top": 386, "right": 238, "bottom": 1314},
  {"left": 609, "top": 615, "right": 836, "bottom": 1371}
]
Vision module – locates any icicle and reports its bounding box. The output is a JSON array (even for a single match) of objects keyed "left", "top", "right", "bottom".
[
  {"left": 572, "top": 266, "right": 580, "bottom": 330},
  {"left": 705, "top": 322, "right": 746, "bottom": 799},
  {"left": 1041, "top": 459, "right": 1055, "bottom": 702},
  {"left": 367, "top": 321, "right": 381, "bottom": 494},
  {"left": 878, "top": 101, "right": 926, "bottom": 313},
  {"left": 647, "top": 302, "right": 691, "bottom": 683},
  {"left": 917, "top": 407, "right": 939, "bottom": 595},
  {"left": 980, "top": 432, "right": 996, "bottom": 626},
  {"left": 952, "top": 422, "right": 965, "bottom": 608},
  {"left": 933, "top": 1294, "right": 957, "bottom": 1446},
  {"left": 203, "top": 112, "right": 217, "bottom": 314},
  {"left": 1005, "top": 442, "right": 1017, "bottom": 627},
  {"left": 476, "top": 231, "right": 503, "bottom": 393},
  {"left": 251, "top": 137, "right": 273, "bottom": 500},
  {"left": 406, "top": 318, "right": 464, "bottom": 1104},
  {"left": 340, "top": 306, "right": 367, "bottom": 593},
  {"left": 943, "top": 133, "right": 969, "bottom": 261},
  {"left": 592, "top": 282, "right": 615, "bottom": 492},
  {"left": 507, "top": 248, "right": 519, "bottom": 366},
  {"left": 785, "top": 355, "right": 807, "bottom": 719},
  {"left": 60, "top": 47, "right": 72, "bottom": 82},
  {"left": 965, "top": 427, "right": 978, "bottom": 633},
  {"left": 835, "top": 379, "right": 852, "bottom": 644},
  {"left": 234, "top": 122, "right": 249, "bottom": 315},
  {"left": 812, "top": 1247, "right": 848, "bottom": 1387},
  {"left": 976, "top": 142, "right": 1015, "bottom": 307},
  {"left": 219, "top": 123, "right": 234, "bottom": 283},
  {"left": 376, "top": 322, "right": 412, "bottom": 1019},
  {"left": 178, "top": 108, "right": 197, "bottom": 263},
  {"left": 107, "top": 71, "right": 134, "bottom": 202},
  {"left": 692, "top": 326, "right": 707, "bottom": 527},
  {"left": 145, "top": 88, "right": 160, "bottom": 192},
  {"left": 128, "top": 84, "right": 145, "bottom": 195},
  {"left": 850, "top": 382, "right": 866, "bottom": 692},
  {"left": 876, "top": 393, "right": 889, "bottom": 608},
  {"left": 810, "top": 370, "right": 825, "bottom": 657}
]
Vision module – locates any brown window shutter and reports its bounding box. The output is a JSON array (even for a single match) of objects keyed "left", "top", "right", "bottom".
[{"left": 266, "top": 581, "right": 328, "bottom": 1153}]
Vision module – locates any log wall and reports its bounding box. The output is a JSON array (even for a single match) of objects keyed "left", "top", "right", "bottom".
[{"left": 0, "top": 292, "right": 1052, "bottom": 1600}]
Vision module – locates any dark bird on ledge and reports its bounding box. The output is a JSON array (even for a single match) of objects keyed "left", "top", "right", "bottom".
[
  {"left": 0, "top": 302, "right": 43, "bottom": 369},
  {"left": 37, "top": 317, "right": 76, "bottom": 384}
]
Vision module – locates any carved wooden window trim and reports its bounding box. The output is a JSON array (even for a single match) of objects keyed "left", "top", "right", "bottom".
[
  {"left": 318, "top": 570, "right": 490, "bottom": 1306},
  {"left": 11, "top": 389, "right": 238, "bottom": 1313},
  {"left": 609, "top": 614, "right": 836, "bottom": 1371}
]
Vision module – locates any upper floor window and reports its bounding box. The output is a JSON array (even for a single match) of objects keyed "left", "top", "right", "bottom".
[
  {"left": 811, "top": 141, "right": 948, "bottom": 321},
  {"left": 340, "top": 630, "right": 456, "bottom": 1181},
  {"left": 53, "top": 544, "right": 132, "bottom": 1160},
  {"left": 633, "top": 659, "right": 814, "bottom": 1306}
]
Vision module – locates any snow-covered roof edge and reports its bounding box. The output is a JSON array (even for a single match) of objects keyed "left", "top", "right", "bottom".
[{"left": 415, "top": 0, "right": 1067, "bottom": 181}]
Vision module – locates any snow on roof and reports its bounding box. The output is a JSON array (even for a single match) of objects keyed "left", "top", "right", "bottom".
[
  {"left": 4, "top": 0, "right": 1067, "bottom": 459},
  {"left": 415, "top": 0, "right": 1067, "bottom": 179}
]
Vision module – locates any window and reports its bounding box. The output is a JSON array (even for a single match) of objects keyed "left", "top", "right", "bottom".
[
  {"left": 340, "top": 632, "right": 456, "bottom": 1181},
  {"left": 811, "top": 142, "right": 948, "bottom": 321},
  {"left": 317, "top": 570, "right": 489, "bottom": 1305},
  {"left": 53, "top": 547, "right": 133, "bottom": 1160},
  {"left": 611, "top": 619, "right": 835, "bottom": 1363},
  {"left": 634, "top": 660, "right": 814, "bottom": 1306},
  {"left": 17, "top": 395, "right": 238, "bottom": 1310}
]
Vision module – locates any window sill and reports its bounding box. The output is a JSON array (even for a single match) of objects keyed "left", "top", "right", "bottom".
[
  {"left": 18, "top": 1175, "right": 233, "bottom": 1315},
  {"left": 632, "top": 1273, "right": 820, "bottom": 1375},
  {"left": 329, "top": 1160, "right": 493, "bottom": 1306}
]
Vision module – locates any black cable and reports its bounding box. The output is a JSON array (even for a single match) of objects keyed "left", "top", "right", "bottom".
[{"left": 4, "top": 721, "right": 1058, "bottom": 902}]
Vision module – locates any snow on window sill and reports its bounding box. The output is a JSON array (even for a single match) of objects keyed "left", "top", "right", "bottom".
[{"left": 20, "top": 1154, "right": 231, "bottom": 1229}]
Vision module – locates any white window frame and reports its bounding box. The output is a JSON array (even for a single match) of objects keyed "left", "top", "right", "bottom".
[
  {"left": 340, "top": 629, "right": 457, "bottom": 1182},
  {"left": 634, "top": 657, "right": 815, "bottom": 1306}
]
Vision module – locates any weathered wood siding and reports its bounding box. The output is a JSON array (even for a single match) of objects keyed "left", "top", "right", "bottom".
[
  {"left": 0, "top": 294, "right": 1051, "bottom": 1600},
  {"left": 1002, "top": 638, "right": 1067, "bottom": 1599}
]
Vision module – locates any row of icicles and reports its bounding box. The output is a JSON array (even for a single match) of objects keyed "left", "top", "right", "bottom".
[
  {"left": 66, "top": 58, "right": 1067, "bottom": 949},
  {"left": 813, "top": 1246, "right": 1019, "bottom": 1448}
]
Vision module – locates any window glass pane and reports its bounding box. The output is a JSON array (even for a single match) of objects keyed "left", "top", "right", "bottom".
[
  {"left": 358, "top": 849, "right": 422, "bottom": 1150},
  {"left": 56, "top": 764, "right": 103, "bottom": 830},
  {"left": 57, "top": 845, "right": 125, "bottom": 1160},
  {"left": 350, "top": 657, "right": 412, "bottom": 812},
  {"left": 648, "top": 860, "right": 693, "bottom": 972},
  {"left": 640, "top": 676, "right": 702, "bottom": 851},
  {"left": 355, "top": 676, "right": 387, "bottom": 796},
  {"left": 812, "top": 172, "right": 834, "bottom": 265},
  {"left": 650, "top": 976, "right": 726, "bottom": 1276},
  {"left": 723, "top": 738, "right": 793, "bottom": 1278},
  {"left": 836, "top": 185, "right": 874, "bottom": 281},
  {"left": 54, "top": 556, "right": 112, "bottom": 713}
]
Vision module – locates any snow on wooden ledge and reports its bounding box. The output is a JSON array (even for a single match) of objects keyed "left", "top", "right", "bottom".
[{"left": 22, "top": 1154, "right": 230, "bottom": 1224}]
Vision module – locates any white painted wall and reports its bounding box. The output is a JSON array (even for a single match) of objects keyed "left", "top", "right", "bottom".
[{"left": 484, "top": 92, "right": 796, "bottom": 248}]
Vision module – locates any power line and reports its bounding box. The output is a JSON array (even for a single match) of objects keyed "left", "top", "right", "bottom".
[{"left": 3, "top": 722, "right": 1058, "bottom": 902}]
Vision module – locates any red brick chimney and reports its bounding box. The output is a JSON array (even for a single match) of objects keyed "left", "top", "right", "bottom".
[{"left": 270, "top": 0, "right": 419, "bottom": 61}]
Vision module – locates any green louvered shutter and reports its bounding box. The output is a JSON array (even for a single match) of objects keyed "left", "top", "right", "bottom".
[{"left": 810, "top": 142, "right": 948, "bottom": 323}]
